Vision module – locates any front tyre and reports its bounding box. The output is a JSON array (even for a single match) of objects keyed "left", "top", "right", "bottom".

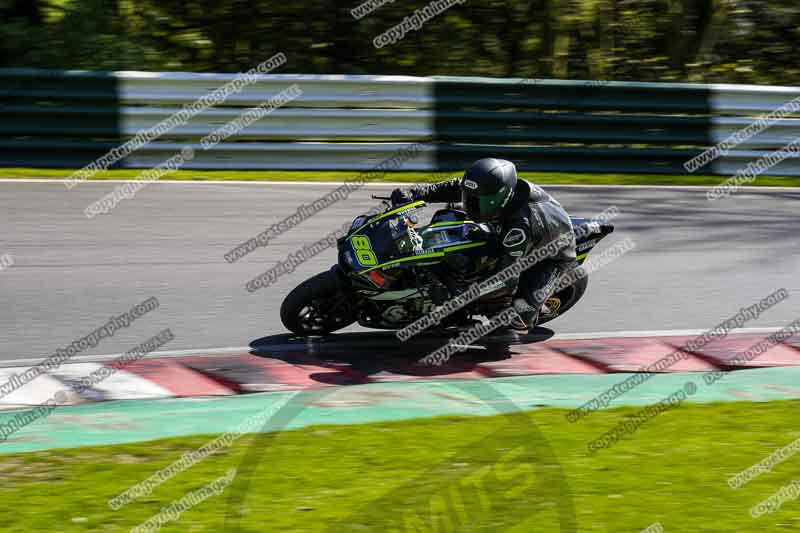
[{"left": 280, "top": 270, "right": 358, "bottom": 336}]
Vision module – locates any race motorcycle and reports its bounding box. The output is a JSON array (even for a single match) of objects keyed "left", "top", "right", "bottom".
[{"left": 280, "top": 197, "right": 614, "bottom": 336}]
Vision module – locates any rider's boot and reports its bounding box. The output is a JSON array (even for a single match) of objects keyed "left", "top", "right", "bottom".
[{"left": 492, "top": 299, "right": 539, "bottom": 334}]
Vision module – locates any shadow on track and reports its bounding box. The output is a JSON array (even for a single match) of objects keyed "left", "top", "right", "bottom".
[{"left": 248, "top": 328, "right": 555, "bottom": 384}]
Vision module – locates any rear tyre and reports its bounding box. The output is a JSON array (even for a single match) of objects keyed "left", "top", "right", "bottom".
[
  {"left": 536, "top": 272, "right": 588, "bottom": 326},
  {"left": 280, "top": 271, "right": 358, "bottom": 336}
]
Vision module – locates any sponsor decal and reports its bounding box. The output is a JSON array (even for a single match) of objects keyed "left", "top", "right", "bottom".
[
  {"left": 351, "top": 217, "right": 367, "bottom": 230},
  {"left": 408, "top": 227, "right": 424, "bottom": 254},
  {"left": 544, "top": 297, "right": 562, "bottom": 315},
  {"left": 463, "top": 179, "right": 478, "bottom": 190},
  {"left": 503, "top": 228, "right": 527, "bottom": 248}
]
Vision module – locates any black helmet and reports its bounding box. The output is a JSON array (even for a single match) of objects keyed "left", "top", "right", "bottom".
[{"left": 461, "top": 158, "right": 517, "bottom": 221}]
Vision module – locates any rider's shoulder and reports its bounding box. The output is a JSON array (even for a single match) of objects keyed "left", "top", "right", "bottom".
[
  {"left": 502, "top": 207, "right": 533, "bottom": 233},
  {"left": 519, "top": 179, "right": 553, "bottom": 202}
]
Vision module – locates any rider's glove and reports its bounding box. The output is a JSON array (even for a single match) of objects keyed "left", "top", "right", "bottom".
[{"left": 390, "top": 188, "right": 411, "bottom": 206}]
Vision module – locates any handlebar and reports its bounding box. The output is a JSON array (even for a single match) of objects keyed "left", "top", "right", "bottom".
[{"left": 371, "top": 194, "right": 392, "bottom": 200}]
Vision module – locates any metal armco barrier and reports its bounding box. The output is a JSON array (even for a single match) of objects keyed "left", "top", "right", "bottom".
[{"left": 1, "top": 68, "right": 800, "bottom": 175}]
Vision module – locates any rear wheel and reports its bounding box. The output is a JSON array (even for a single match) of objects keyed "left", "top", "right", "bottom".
[
  {"left": 280, "top": 271, "right": 358, "bottom": 335},
  {"left": 537, "top": 273, "right": 588, "bottom": 326}
]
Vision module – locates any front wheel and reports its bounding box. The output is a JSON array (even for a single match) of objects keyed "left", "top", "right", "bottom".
[{"left": 280, "top": 270, "right": 358, "bottom": 335}]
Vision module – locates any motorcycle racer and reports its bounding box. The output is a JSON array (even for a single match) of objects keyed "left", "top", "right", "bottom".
[{"left": 391, "top": 158, "right": 577, "bottom": 332}]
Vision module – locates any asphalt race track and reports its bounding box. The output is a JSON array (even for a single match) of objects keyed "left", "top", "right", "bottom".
[{"left": 1, "top": 181, "right": 798, "bottom": 363}]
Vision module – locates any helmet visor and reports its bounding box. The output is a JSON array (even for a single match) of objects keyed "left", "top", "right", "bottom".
[{"left": 462, "top": 188, "right": 507, "bottom": 220}]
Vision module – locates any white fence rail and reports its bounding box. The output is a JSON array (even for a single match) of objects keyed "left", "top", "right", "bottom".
[{"left": 2, "top": 69, "right": 800, "bottom": 175}]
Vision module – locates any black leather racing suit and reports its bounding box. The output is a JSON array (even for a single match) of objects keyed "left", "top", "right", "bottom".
[{"left": 405, "top": 178, "right": 577, "bottom": 326}]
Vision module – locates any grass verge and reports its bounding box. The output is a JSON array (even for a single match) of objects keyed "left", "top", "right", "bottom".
[
  {"left": 0, "top": 400, "right": 798, "bottom": 532},
  {"left": 1, "top": 167, "right": 799, "bottom": 187}
]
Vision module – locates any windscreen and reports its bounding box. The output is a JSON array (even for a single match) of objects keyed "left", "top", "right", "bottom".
[{"left": 344, "top": 204, "right": 425, "bottom": 271}]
